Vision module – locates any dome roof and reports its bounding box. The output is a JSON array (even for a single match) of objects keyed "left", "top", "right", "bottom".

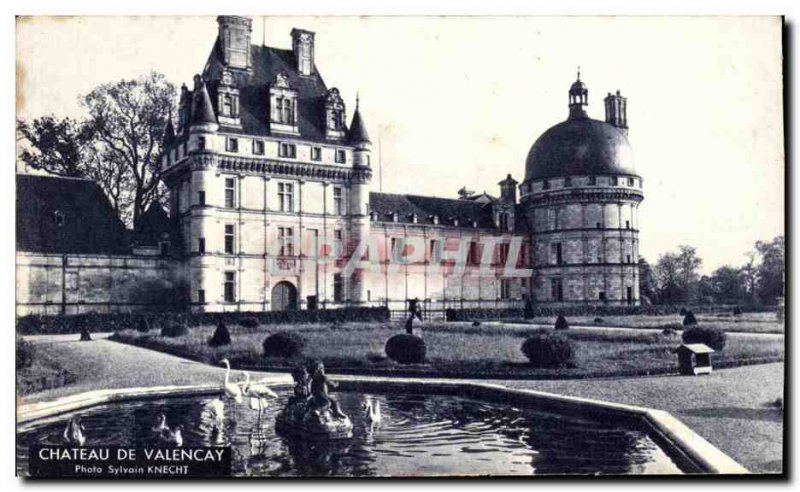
[{"left": 524, "top": 117, "right": 635, "bottom": 181}]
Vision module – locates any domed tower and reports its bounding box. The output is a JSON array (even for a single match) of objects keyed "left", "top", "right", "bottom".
[{"left": 520, "top": 74, "right": 644, "bottom": 307}]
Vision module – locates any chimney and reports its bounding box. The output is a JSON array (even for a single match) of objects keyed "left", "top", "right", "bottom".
[
  {"left": 498, "top": 174, "right": 518, "bottom": 204},
  {"left": 604, "top": 90, "right": 628, "bottom": 133},
  {"left": 217, "top": 16, "right": 252, "bottom": 70},
  {"left": 291, "top": 28, "right": 315, "bottom": 76}
]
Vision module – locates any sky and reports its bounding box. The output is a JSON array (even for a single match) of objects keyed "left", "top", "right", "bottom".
[{"left": 15, "top": 15, "right": 784, "bottom": 274}]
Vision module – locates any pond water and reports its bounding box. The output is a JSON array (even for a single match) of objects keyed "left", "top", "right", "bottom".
[{"left": 17, "top": 389, "right": 684, "bottom": 476}]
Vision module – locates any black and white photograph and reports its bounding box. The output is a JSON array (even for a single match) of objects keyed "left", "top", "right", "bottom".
[{"left": 12, "top": 10, "right": 786, "bottom": 479}]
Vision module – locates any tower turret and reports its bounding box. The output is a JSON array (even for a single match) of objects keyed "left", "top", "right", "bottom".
[
  {"left": 349, "top": 95, "right": 372, "bottom": 169},
  {"left": 568, "top": 70, "right": 588, "bottom": 119}
]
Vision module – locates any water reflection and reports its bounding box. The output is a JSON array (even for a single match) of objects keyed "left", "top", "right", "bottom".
[{"left": 17, "top": 389, "right": 684, "bottom": 477}]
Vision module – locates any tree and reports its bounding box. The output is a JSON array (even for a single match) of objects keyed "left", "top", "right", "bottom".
[
  {"left": 654, "top": 245, "right": 703, "bottom": 304},
  {"left": 17, "top": 116, "right": 95, "bottom": 177},
  {"left": 638, "top": 257, "right": 658, "bottom": 303},
  {"left": 82, "top": 72, "right": 176, "bottom": 228},
  {"left": 707, "top": 266, "right": 747, "bottom": 305},
  {"left": 754, "top": 235, "right": 785, "bottom": 304}
]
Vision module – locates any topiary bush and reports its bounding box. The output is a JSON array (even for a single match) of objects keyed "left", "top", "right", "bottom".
[
  {"left": 682, "top": 325, "right": 727, "bottom": 351},
  {"left": 16, "top": 336, "right": 34, "bottom": 370},
  {"left": 160, "top": 320, "right": 188, "bottom": 338},
  {"left": 135, "top": 316, "right": 151, "bottom": 333},
  {"left": 239, "top": 316, "right": 260, "bottom": 329},
  {"left": 521, "top": 332, "right": 574, "bottom": 368},
  {"left": 554, "top": 314, "right": 569, "bottom": 330},
  {"left": 593, "top": 317, "right": 604, "bottom": 324},
  {"left": 262, "top": 331, "right": 306, "bottom": 358},
  {"left": 385, "top": 334, "right": 426, "bottom": 364},
  {"left": 679, "top": 307, "right": 688, "bottom": 316},
  {"left": 682, "top": 310, "right": 698, "bottom": 326},
  {"left": 208, "top": 321, "right": 231, "bottom": 347}
]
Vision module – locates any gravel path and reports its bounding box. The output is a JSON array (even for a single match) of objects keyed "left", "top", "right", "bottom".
[{"left": 19, "top": 335, "right": 783, "bottom": 474}]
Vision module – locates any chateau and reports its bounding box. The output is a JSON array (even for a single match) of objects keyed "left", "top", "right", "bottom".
[{"left": 16, "top": 16, "right": 643, "bottom": 316}]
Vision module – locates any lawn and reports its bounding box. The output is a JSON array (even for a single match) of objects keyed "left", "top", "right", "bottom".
[
  {"left": 526, "top": 311, "right": 784, "bottom": 334},
  {"left": 17, "top": 342, "right": 79, "bottom": 396},
  {"left": 109, "top": 321, "right": 784, "bottom": 378}
]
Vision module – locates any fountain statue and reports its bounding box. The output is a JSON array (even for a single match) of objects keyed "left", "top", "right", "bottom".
[{"left": 275, "top": 361, "right": 353, "bottom": 439}]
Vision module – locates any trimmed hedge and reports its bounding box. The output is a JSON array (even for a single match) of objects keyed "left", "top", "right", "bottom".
[
  {"left": 682, "top": 311, "right": 698, "bottom": 326},
  {"left": 16, "top": 336, "right": 34, "bottom": 370},
  {"left": 521, "top": 331, "right": 574, "bottom": 368},
  {"left": 385, "top": 334, "right": 426, "bottom": 364},
  {"left": 208, "top": 321, "right": 231, "bottom": 347},
  {"left": 554, "top": 315, "right": 569, "bottom": 330},
  {"left": 444, "top": 304, "right": 776, "bottom": 322},
  {"left": 161, "top": 320, "right": 188, "bottom": 338},
  {"left": 682, "top": 326, "right": 727, "bottom": 351},
  {"left": 263, "top": 331, "right": 306, "bottom": 358},
  {"left": 15, "top": 307, "right": 390, "bottom": 335}
]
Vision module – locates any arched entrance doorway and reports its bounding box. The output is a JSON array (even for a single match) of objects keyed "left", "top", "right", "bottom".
[{"left": 271, "top": 281, "right": 298, "bottom": 311}]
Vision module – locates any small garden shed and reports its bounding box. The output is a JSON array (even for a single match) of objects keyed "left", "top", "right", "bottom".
[{"left": 672, "top": 343, "right": 715, "bottom": 375}]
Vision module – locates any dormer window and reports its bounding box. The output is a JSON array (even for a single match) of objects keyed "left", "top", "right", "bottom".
[
  {"left": 325, "top": 88, "right": 347, "bottom": 140},
  {"left": 216, "top": 69, "right": 240, "bottom": 127},
  {"left": 269, "top": 72, "right": 299, "bottom": 135}
]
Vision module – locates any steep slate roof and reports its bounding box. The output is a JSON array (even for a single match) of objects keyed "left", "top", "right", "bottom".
[
  {"left": 16, "top": 174, "right": 130, "bottom": 255},
  {"left": 348, "top": 105, "right": 371, "bottom": 144},
  {"left": 201, "top": 42, "right": 334, "bottom": 143},
  {"left": 133, "top": 202, "right": 173, "bottom": 247},
  {"left": 369, "top": 192, "right": 496, "bottom": 229}
]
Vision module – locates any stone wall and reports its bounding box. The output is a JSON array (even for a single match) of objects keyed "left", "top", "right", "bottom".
[{"left": 15, "top": 252, "right": 184, "bottom": 316}]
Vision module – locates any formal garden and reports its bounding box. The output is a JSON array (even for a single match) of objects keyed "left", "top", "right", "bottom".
[{"left": 17, "top": 305, "right": 785, "bottom": 395}]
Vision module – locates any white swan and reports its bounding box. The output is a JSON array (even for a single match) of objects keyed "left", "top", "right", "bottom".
[
  {"left": 242, "top": 371, "right": 278, "bottom": 411},
  {"left": 152, "top": 414, "right": 169, "bottom": 433},
  {"left": 160, "top": 425, "right": 184, "bottom": 447},
  {"left": 219, "top": 358, "right": 243, "bottom": 403},
  {"left": 363, "top": 397, "right": 381, "bottom": 424},
  {"left": 63, "top": 417, "right": 86, "bottom": 446}
]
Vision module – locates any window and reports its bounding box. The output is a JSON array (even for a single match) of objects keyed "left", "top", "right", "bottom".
[
  {"left": 278, "top": 183, "right": 294, "bottom": 212},
  {"left": 333, "top": 187, "right": 343, "bottom": 215},
  {"left": 198, "top": 290, "right": 205, "bottom": 304},
  {"left": 542, "top": 180, "right": 550, "bottom": 190},
  {"left": 596, "top": 222, "right": 602, "bottom": 229},
  {"left": 627, "top": 254, "right": 632, "bottom": 264},
  {"left": 430, "top": 239, "right": 441, "bottom": 263},
  {"left": 198, "top": 190, "right": 206, "bottom": 206},
  {"left": 197, "top": 136, "right": 206, "bottom": 150},
  {"left": 222, "top": 94, "right": 233, "bottom": 116},
  {"left": 224, "top": 178, "right": 236, "bottom": 208},
  {"left": 335, "top": 149, "right": 346, "bottom": 163},
  {"left": 550, "top": 278, "right": 563, "bottom": 301},
  {"left": 279, "top": 142, "right": 296, "bottom": 158},
  {"left": 333, "top": 274, "right": 344, "bottom": 302},
  {"left": 311, "top": 147, "right": 322, "bottom": 161},
  {"left": 224, "top": 224, "right": 235, "bottom": 254},
  {"left": 612, "top": 176, "right": 619, "bottom": 186},
  {"left": 198, "top": 237, "right": 206, "bottom": 254},
  {"left": 599, "top": 291, "right": 606, "bottom": 301},
  {"left": 223, "top": 272, "right": 236, "bottom": 303},
  {"left": 499, "top": 213, "right": 509, "bottom": 230},
  {"left": 498, "top": 243, "right": 510, "bottom": 265},
  {"left": 468, "top": 241, "right": 480, "bottom": 265},
  {"left": 226, "top": 137, "right": 238, "bottom": 153},
  {"left": 564, "top": 177, "right": 572, "bottom": 187},
  {"left": 159, "top": 241, "right": 170, "bottom": 256},
  {"left": 628, "top": 177, "right": 635, "bottom": 186},
  {"left": 589, "top": 176, "right": 597, "bottom": 186},
  {"left": 253, "top": 140, "right": 265, "bottom": 155},
  {"left": 390, "top": 238, "right": 400, "bottom": 262},
  {"left": 278, "top": 227, "right": 294, "bottom": 256},
  {"left": 625, "top": 220, "right": 630, "bottom": 229},
  {"left": 274, "top": 96, "right": 296, "bottom": 125},
  {"left": 551, "top": 242, "right": 563, "bottom": 265},
  {"left": 500, "top": 279, "right": 512, "bottom": 300}
]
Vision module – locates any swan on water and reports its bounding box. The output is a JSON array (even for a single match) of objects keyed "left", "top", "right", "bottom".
[{"left": 242, "top": 371, "right": 278, "bottom": 411}]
